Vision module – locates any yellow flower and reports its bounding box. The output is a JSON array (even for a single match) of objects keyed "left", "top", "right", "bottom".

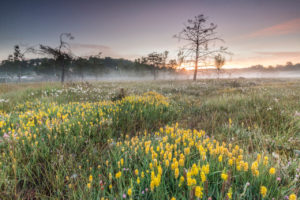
[
  {"left": 171, "top": 197, "right": 176, "bottom": 200},
  {"left": 135, "top": 169, "right": 139, "bottom": 176},
  {"left": 158, "top": 165, "right": 162, "bottom": 175},
  {"left": 229, "top": 118, "right": 232, "bottom": 127},
  {"left": 195, "top": 186, "right": 203, "bottom": 198},
  {"left": 165, "top": 159, "right": 170, "bottom": 167},
  {"left": 218, "top": 155, "right": 223, "bottom": 162},
  {"left": 154, "top": 176, "right": 161, "bottom": 187},
  {"left": 149, "top": 163, "right": 153, "bottom": 169},
  {"left": 263, "top": 156, "right": 268, "bottom": 165},
  {"left": 227, "top": 187, "right": 232, "bottom": 199},
  {"left": 174, "top": 168, "right": 179, "bottom": 179},
  {"left": 269, "top": 167, "right": 276, "bottom": 175},
  {"left": 179, "top": 158, "right": 184, "bottom": 167},
  {"left": 89, "top": 175, "right": 93, "bottom": 182},
  {"left": 127, "top": 188, "right": 132, "bottom": 196},
  {"left": 289, "top": 194, "right": 297, "bottom": 200},
  {"left": 150, "top": 180, "right": 155, "bottom": 191},
  {"left": 260, "top": 186, "right": 267, "bottom": 198},
  {"left": 184, "top": 147, "right": 190, "bottom": 155},
  {"left": 87, "top": 183, "right": 91, "bottom": 189},
  {"left": 115, "top": 171, "right": 122, "bottom": 179},
  {"left": 221, "top": 172, "right": 228, "bottom": 181},
  {"left": 137, "top": 177, "right": 140, "bottom": 184},
  {"left": 200, "top": 171, "right": 206, "bottom": 183}
]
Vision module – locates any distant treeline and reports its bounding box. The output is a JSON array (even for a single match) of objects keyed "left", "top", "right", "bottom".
[
  {"left": 0, "top": 56, "right": 176, "bottom": 81},
  {"left": 247, "top": 62, "right": 300, "bottom": 72}
]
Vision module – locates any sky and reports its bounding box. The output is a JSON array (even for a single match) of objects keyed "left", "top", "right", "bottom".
[{"left": 0, "top": 0, "right": 300, "bottom": 68}]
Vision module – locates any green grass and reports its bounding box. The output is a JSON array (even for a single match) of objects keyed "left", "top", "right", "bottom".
[{"left": 0, "top": 79, "right": 299, "bottom": 199}]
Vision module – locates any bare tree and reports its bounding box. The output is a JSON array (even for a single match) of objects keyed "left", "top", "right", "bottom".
[
  {"left": 162, "top": 50, "right": 169, "bottom": 68},
  {"left": 145, "top": 52, "right": 163, "bottom": 80},
  {"left": 168, "top": 59, "right": 177, "bottom": 69},
  {"left": 12, "top": 45, "right": 34, "bottom": 82},
  {"left": 175, "top": 14, "right": 228, "bottom": 81},
  {"left": 177, "top": 50, "right": 185, "bottom": 68},
  {"left": 38, "top": 33, "right": 74, "bottom": 83},
  {"left": 214, "top": 54, "right": 225, "bottom": 79}
]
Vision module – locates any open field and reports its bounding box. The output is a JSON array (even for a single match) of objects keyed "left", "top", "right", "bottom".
[{"left": 0, "top": 79, "right": 299, "bottom": 199}]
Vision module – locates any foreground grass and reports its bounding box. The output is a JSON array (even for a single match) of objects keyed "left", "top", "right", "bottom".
[{"left": 0, "top": 79, "right": 299, "bottom": 199}]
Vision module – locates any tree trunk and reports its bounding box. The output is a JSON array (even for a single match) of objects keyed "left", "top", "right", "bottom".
[
  {"left": 193, "top": 45, "right": 199, "bottom": 81},
  {"left": 61, "top": 63, "right": 65, "bottom": 83}
]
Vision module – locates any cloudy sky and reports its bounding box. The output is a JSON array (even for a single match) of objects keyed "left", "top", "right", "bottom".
[{"left": 0, "top": 0, "right": 300, "bottom": 68}]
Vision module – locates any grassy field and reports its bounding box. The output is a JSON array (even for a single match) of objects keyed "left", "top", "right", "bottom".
[{"left": 0, "top": 79, "right": 299, "bottom": 199}]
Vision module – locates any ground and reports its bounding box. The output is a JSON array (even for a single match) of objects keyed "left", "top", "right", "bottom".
[{"left": 0, "top": 78, "right": 299, "bottom": 199}]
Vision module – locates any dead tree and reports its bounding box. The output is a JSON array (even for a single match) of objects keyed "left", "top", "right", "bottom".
[
  {"left": 38, "top": 33, "right": 74, "bottom": 83},
  {"left": 175, "top": 14, "right": 228, "bottom": 81},
  {"left": 12, "top": 45, "right": 34, "bottom": 82},
  {"left": 145, "top": 52, "right": 163, "bottom": 80}
]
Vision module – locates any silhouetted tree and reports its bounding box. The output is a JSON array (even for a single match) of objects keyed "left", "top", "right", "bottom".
[
  {"left": 162, "top": 51, "right": 169, "bottom": 68},
  {"left": 75, "top": 57, "right": 89, "bottom": 81},
  {"left": 168, "top": 59, "right": 177, "bottom": 69},
  {"left": 38, "top": 33, "right": 74, "bottom": 83},
  {"left": 175, "top": 14, "right": 228, "bottom": 81},
  {"left": 145, "top": 52, "right": 163, "bottom": 80},
  {"left": 13, "top": 45, "right": 24, "bottom": 82},
  {"left": 177, "top": 50, "right": 185, "bottom": 67},
  {"left": 10, "top": 45, "right": 34, "bottom": 82},
  {"left": 214, "top": 54, "right": 225, "bottom": 79}
]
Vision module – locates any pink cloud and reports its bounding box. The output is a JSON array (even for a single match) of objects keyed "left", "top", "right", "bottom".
[
  {"left": 255, "top": 51, "right": 300, "bottom": 57},
  {"left": 70, "top": 43, "right": 111, "bottom": 52},
  {"left": 247, "top": 18, "right": 300, "bottom": 38},
  {"left": 228, "top": 51, "right": 300, "bottom": 67}
]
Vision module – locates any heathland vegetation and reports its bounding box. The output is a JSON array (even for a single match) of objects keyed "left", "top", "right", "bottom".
[{"left": 0, "top": 79, "right": 299, "bottom": 199}]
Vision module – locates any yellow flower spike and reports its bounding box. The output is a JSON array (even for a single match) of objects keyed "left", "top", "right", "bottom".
[
  {"left": 218, "top": 155, "right": 223, "bottom": 162},
  {"left": 127, "top": 188, "right": 132, "bottom": 196},
  {"left": 228, "top": 159, "right": 233, "bottom": 166},
  {"left": 260, "top": 186, "right": 267, "bottom": 198},
  {"left": 135, "top": 169, "right": 139, "bottom": 176},
  {"left": 195, "top": 186, "right": 203, "bottom": 198},
  {"left": 141, "top": 171, "right": 145, "bottom": 178},
  {"left": 269, "top": 167, "right": 276, "bottom": 175},
  {"left": 174, "top": 168, "right": 179, "bottom": 179},
  {"left": 257, "top": 154, "right": 261, "bottom": 162},
  {"left": 289, "top": 194, "right": 297, "bottom": 200},
  {"left": 165, "top": 159, "right": 170, "bottom": 167},
  {"left": 200, "top": 171, "right": 206, "bottom": 183},
  {"left": 87, "top": 183, "right": 91, "bottom": 189},
  {"left": 227, "top": 187, "right": 233, "bottom": 199},
  {"left": 115, "top": 171, "right": 122, "bottom": 179},
  {"left": 263, "top": 156, "right": 268, "bottom": 166},
  {"left": 221, "top": 172, "right": 228, "bottom": 181},
  {"left": 150, "top": 181, "right": 155, "bottom": 191}
]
